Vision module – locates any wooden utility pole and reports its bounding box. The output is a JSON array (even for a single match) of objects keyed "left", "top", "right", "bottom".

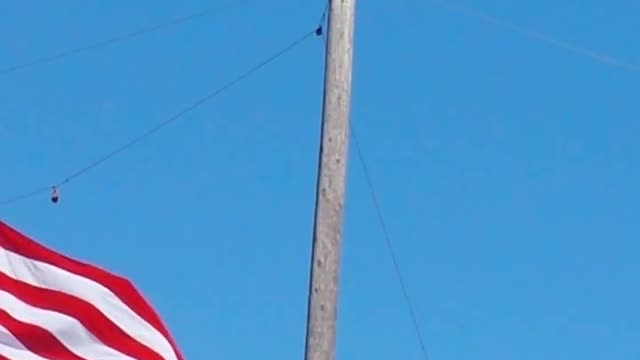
[{"left": 304, "top": 1, "right": 356, "bottom": 360}]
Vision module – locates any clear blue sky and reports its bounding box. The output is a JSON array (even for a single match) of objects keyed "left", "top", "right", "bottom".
[{"left": 1, "top": 1, "right": 639, "bottom": 359}]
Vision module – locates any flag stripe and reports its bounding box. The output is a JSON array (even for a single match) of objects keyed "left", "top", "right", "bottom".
[
  {"left": 0, "top": 241, "right": 177, "bottom": 360},
  {"left": 0, "top": 324, "right": 50, "bottom": 360},
  {"left": 0, "top": 223, "right": 173, "bottom": 338},
  {"left": 0, "top": 272, "right": 164, "bottom": 360},
  {"left": 0, "top": 309, "right": 85, "bottom": 360},
  {"left": 0, "top": 290, "right": 139, "bottom": 360},
  {"left": 0, "top": 222, "right": 180, "bottom": 360}
]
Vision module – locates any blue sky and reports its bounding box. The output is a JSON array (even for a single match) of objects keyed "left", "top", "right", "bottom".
[{"left": 1, "top": 0, "right": 639, "bottom": 359}]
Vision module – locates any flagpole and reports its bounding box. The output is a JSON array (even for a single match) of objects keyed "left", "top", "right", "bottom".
[{"left": 304, "top": 0, "right": 356, "bottom": 359}]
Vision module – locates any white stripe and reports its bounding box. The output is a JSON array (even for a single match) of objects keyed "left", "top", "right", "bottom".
[
  {"left": 0, "top": 247, "right": 177, "bottom": 360},
  {"left": 0, "top": 290, "right": 137, "bottom": 360},
  {"left": 0, "top": 323, "right": 57, "bottom": 360}
]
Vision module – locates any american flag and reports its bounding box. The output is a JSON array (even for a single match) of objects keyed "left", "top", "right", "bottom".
[{"left": 0, "top": 221, "right": 184, "bottom": 360}]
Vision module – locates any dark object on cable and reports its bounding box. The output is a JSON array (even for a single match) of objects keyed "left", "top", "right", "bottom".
[{"left": 51, "top": 187, "right": 59, "bottom": 203}]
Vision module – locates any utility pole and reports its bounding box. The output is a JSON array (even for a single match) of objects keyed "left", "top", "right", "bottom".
[{"left": 304, "top": 0, "right": 356, "bottom": 360}]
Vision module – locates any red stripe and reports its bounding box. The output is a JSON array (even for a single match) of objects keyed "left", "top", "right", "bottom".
[
  {"left": 0, "top": 309, "right": 87, "bottom": 360},
  {"left": 0, "top": 222, "right": 183, "bottom": 360},
  {"left": 0, "top": 354, "right": 11, "bottom": 360},
  {"left": 0, "top": 272, "right": 164, "bottom": 360}
]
